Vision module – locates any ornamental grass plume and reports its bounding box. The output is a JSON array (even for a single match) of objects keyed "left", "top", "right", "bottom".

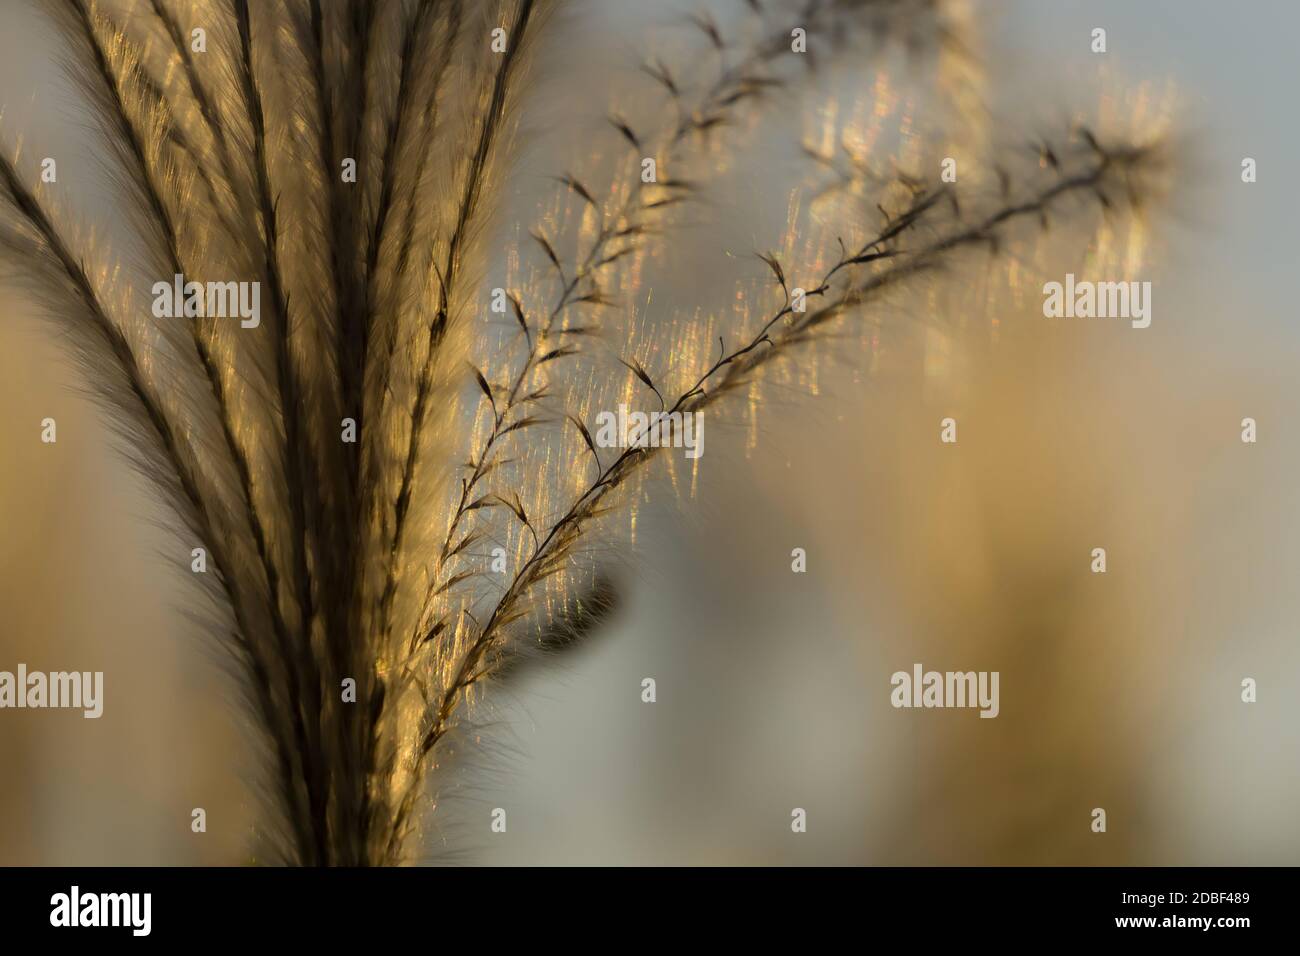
[{"left": 0, "top": 0, "right": 1164, "bottom": 864}]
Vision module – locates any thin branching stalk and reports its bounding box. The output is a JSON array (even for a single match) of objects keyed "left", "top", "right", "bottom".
[{"left": 394, "top": 137, "right": 1159, "bottom": 844}]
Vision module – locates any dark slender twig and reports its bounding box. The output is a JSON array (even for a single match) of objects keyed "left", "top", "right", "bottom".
[
  {"left": 0, "top": 149, "right": 316, "bottom": 861},
  {"left": 232, "top": 0, "right": 331, "bottom": 866},
  {"left": 403, "top": 144, "right": 1153, "bottom": 828},
  {"left": 375, "top": 0, "right": 538, "bottom": 649}
]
